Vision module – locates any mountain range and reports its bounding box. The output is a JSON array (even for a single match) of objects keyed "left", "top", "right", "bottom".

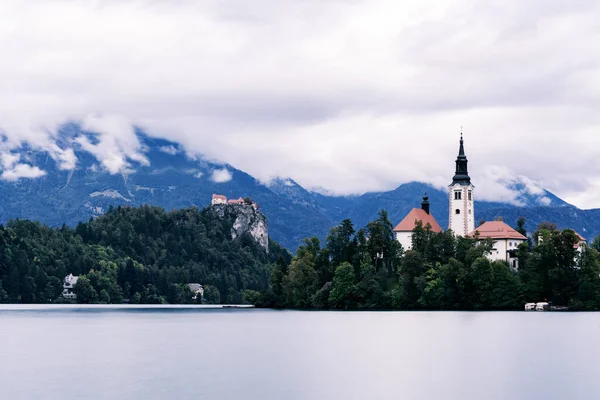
[{"left": 0, "top": 129, "right": 598, "bottom": 250}]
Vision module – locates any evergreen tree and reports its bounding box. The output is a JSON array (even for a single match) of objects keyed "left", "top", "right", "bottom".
[{"left": 329, "top": 262, "right": 357, "bottom": 309}]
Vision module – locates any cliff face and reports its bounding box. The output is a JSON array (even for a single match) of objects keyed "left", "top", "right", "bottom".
[{"left": 210, "top": 204, "right": 269, "bottom": 251}]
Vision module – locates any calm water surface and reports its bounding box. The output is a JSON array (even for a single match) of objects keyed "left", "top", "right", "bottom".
[{"left": 1, "top": 305, "right": 599, "bottom": 400}]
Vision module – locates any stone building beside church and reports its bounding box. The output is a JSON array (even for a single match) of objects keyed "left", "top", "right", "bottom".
[{"left": 393, "top": 194, "right": 442, "bottom": 251}]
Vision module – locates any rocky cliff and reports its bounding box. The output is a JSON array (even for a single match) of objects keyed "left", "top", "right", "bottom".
[{"left": 210, "top": 204, "right": 269, "bottom": 251}]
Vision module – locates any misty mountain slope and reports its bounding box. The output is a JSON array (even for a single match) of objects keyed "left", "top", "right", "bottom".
[
  {"left": 0, "top": 132, "right": 335, "bottom": 250},
  {"left": 0, "top": 130, "right": 597, "bottom": 249},
  {"left": 315, "top": 181, "right": 578, "bottom": 238}
]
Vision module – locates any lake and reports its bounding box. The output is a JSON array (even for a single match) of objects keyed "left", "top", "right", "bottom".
[{"left": 1, "top": 305, "right": 599, "bottom": 400}]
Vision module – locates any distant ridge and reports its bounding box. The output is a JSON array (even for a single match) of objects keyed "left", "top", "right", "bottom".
[{"left": 0, "top": 129, "right": 597, "bottom": 249}]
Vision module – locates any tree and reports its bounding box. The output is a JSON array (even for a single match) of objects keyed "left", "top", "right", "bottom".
[
  {"left": 516, "top": 217, "right": 527, "bottom": 236},
  {"left": 0, "top": 280, "right": 7, "bottom": 303},
  {"left": 355, "top": 261, "right": 382, "bottom": 308},
  {"left": 311, "top": 282, "right": 332, "bottom": 309},
  {"left": 269, "top": 256, "right": 288, "bottom": 307},
  {"left": 326, "top": 219, "right": 356, "bottom": 267},
  {"left": 572, "top": 248, "right": 600, "bottom": 310},
  {"left": 203, "top": 285, "right": 221, "bottom": 304},
  {"left": 328, "top": 262, "right": 357, "bottom": 309},
  {"left": 366, "top": 210, "right": 400, "bottom": 277},
  {"left": 99, "top": 289, "right": 111, "bottom": 304},
  {"left": 130, "top": 292, "right": 142, "bottom": 304},
  {"left": 243, "top": 289, "right": 261, "bottom": 305},
  {"left": 418, "top": 266, "right": 446, "bottom": 309},
  {"left": 43, "top": 277, "right": 63, "bottom": 303},
  {"left": 470, "top": 257, "right": 494, "bottom": 309},
  {"left": 488, "top": 261, "right": 523, "bottom": 309},
  {"left": 286, "top": 250, "right": 318, "bottom": 308},
  {"left": 537, "top": 221, "right": 557, "bottom": 234},
  {"left": 75, "top": 276, "right": 98, "bottom": 304},
  {"left": 591, "top": 235, "right": 600, "bottom": 252},
  {"left": 398, "top": 250, "right": 426, "bottom": 308}
]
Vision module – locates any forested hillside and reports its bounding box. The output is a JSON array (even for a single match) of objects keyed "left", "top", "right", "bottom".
[
  {"left": 0, "top": 205, "right": 290, "bottom": 304},
  {"left": 261, "top": 214, "right": 600, "bottom": 310}
]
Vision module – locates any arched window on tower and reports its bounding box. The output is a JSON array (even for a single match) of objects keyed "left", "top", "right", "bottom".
[{"left": 455, "top": 209, "right": 461, "bottom": 215}]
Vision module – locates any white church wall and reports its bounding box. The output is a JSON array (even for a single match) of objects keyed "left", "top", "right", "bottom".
[
  {"left": 448, "top": 184, "right": 474, "bottom": 237},
  {"left": 483, "top": 238, "right": 526, "bottom": 268},
  {"left": 396, "top": 231, "right": 412, "bottom": 252}
]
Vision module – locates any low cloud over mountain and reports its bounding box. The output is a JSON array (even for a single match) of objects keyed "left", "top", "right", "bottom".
[{"left": 1, "top": 1, "right": 600, "bottom": 208}]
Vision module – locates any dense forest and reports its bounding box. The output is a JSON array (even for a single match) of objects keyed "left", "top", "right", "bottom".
[
  {"left": 260, "top": 212, "right": 600, "bottom": 311},
  {"left": 0, "top": 205, "right": 290, "bottom": 304},
  {"left": 3, "top": 203, "right": 600, "bottom": 310}
]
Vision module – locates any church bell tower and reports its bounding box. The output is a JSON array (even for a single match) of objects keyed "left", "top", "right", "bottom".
[{"left": 448, "top": 134, "right": 474, "bottom": 236}]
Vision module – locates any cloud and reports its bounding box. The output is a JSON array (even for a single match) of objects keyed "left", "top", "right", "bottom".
[
  {"left": 210, "top": 168, "right": 232, "bottom": 183},
  {"left": 75, "top": 115, "right": 149, "bottom": 174},
  {"left": 2, "top": 164, "right": 46, "bottom": 181},
  {"left": 159, "top": 145, "right": 179, "bottom": 155},
  {"left": 183, "top": 168, "right": 203, "bottom": 178},
  {"left": 0, "top": 1, "right": 600, "bottom": 207},
  {"left": 1, "top": 152, "right": 20, "bottom": 170},
  {"left": 538, "top": 196, "right": 552, "bottom": 206}
]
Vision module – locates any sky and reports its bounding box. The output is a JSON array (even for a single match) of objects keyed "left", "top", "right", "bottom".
[{"left": 1, "top": 0, "right": 600, "bottom": 208}]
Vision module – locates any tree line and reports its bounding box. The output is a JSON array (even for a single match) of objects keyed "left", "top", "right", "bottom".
[
  {"left": 3, "top": 204, "right": 599, "bottom": 310},
  {"left": 0, "top": 205, "right": 290, "bottom": 304},
  {"left": 259, "top": 213, "right": 600, "bottom": 310}
]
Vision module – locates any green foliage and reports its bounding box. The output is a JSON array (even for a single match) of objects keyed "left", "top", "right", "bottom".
[
  {"left": 202, "top": 285, "right": 221, "bottom": 304},
  {"left": 267, "top": 216, "right": 600, "bottom": 310},
  {"left": 243, "top": 289, "right": 261, "bottom": 305},
  {"left": 286, "top": 244, "right": 318, "bottom": 308},
  {"left": 328, "top": 262, "right": 357, "bottom": 309},
  {"left": 0, "top": 205, "right": 289, "bottom": 304},
  {"left": 74, "top": 276, "right": 97, "bottom": 304},
  {"left": 0, "top": 279, "right": 8, "bottom": 303},
  {"left": 99, "top": 289, "right": 110, "bottom": 304}
]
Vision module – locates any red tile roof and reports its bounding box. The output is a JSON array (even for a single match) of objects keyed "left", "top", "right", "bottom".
[
  {"left": 393, "top": 208, "right": 442, "bottom": 233},
  {"left": 212, "top": 194, "right": 227, "bottom": 200},
  {"left": 470, "top": 221, "right": 527, "bottom": 240},
  {"left": 573, "top": 231, "right": 586, "bottom": 248}
]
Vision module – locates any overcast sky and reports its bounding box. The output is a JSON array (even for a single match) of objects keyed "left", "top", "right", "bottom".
[{"left": 1, "top": 0, "right": 600, "bottom": 208}]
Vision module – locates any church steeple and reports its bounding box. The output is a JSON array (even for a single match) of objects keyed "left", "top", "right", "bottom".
[
  {"left": 448, "top": 131, "right": 475, "bottom": 237},
  {"left": 451, "top": 133, "right": 471, "bottom": 186}
]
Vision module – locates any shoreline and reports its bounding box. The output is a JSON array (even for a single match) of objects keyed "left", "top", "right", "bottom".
[{"left": 0, "top": 304, "right": 255, "bottom": 311}]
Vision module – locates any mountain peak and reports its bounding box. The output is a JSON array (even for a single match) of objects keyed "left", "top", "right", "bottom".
[{"left": 0, "top": 128, "right": 593, "bottom": 250}]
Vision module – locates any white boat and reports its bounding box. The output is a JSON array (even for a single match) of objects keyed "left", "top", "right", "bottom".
[
  {"left": 524, "top": 303, "right": 536, "bottom": 311},
  {"left": 535, "top": 302, "right": 549, "bottom": 311}
]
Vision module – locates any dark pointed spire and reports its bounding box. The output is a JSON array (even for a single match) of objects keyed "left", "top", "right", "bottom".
[
  {"left": 421, "top": 192, "right": 430, "bottom": 214},
  {"left": 451, "top": 132, "right": 471, "bottom": 185}
]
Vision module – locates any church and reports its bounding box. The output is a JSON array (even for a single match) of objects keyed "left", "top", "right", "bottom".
[{"left": 393, "top": 134, "right": 527, "bottom": 265}]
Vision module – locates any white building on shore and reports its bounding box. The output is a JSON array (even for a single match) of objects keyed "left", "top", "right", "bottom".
[
  {"left": 470, "top": 220, "right": 528, "bottom": 268},
  {"left": 188, "top": 283, "right": 204, "bottom": 300},
  {"left": 62, "top": 274, "right": 79, "bottom": 300}
]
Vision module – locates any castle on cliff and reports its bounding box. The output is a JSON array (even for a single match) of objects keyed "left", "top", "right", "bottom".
[{"left": 211, "top": 194, "right": 259, "bottom": 210}]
